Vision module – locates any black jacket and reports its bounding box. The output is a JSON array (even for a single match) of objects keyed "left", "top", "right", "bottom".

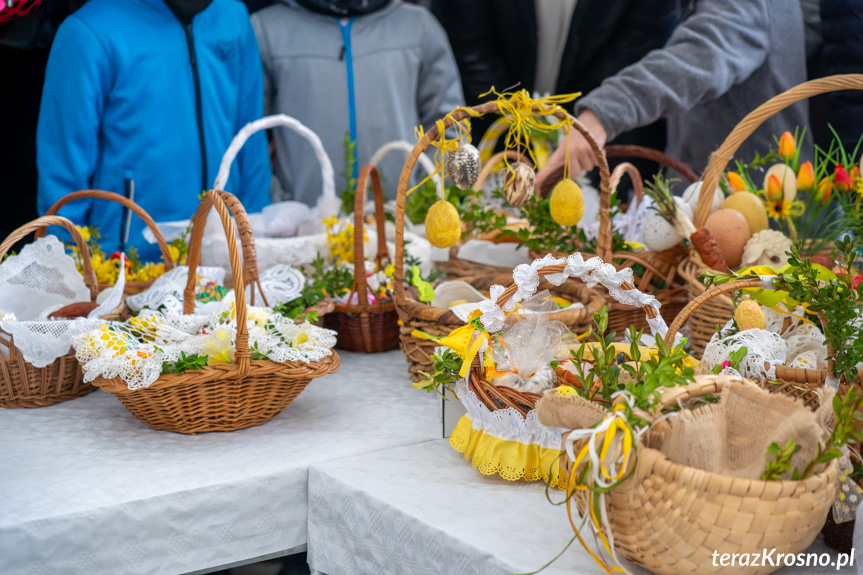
[
  {"left": 821, "top": 0, "right": 863, "bottom": 153},
  {"left": 431, "top": 0, "right": 677, "bottom": 112}
]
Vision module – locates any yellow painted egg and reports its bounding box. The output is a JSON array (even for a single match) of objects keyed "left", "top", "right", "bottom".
[
  {"left": 763, "top": 164, "right": 797, "bottom": 202},
  {"left": 425, "top": 200, "right": 462, "bottom": 248},
  {"left": 722, "top": 192, "right": 768, "bottom": 234},
  {"left": 704, "top": 209, "right": 751, "bottom": 268},
  {"left": 734, "top": 299, "right": 766, "bottom": 331},
  {"left": 549, "top": 178, "right": 584, "bottom": 226}
]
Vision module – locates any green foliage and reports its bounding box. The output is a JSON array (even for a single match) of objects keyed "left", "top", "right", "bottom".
[
  {"left": 772, "top": 239, "right": 863, "bottom": 384},
  {"left": 250, "top": 341, "right": 271, "bottom": 361},
  {"left": 761, "top": 437, "right": 801, "bottom": 481},
  {"left": 161, "top": 352, "right": 207, "bottom": 375},
  {"left": 339, "top": 132, "right": 358, "bottom": 217},
  {"left": 414, "top": 348, "right": 462, "bottom": 398},
  {"left": 273, "top": 254, "right": 349, "bottom": 323},
  {"left": 795, "top": 388, "right": 863, "bottom": 480},
  {"left": 458, "top": 188, "right": 508, "bottom": 240}
]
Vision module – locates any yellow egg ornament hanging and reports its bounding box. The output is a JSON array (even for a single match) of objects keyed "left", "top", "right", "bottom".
[
  {"left": 549, "top": 178, "right": 584, "bottom": 226},
  {"left": 425, "top": 199, "right": 462, "bottom": 248}
]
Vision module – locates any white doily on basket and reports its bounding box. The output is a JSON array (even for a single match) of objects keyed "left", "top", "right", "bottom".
[
  {"left": 702, "top": 322, "right": 787, "bottom": 380},
  {"left": 1, "top": 318, "right": 107, "bottom": 368},
  {"left": 72, "top": 308, "right": 337, "bottom": 390},
  {"left": 454, "top": 378, "right": 565, "bottom": 450},
  {"left": 125, "top": 265, "right": 227, "bottom": 314},
  {"left": 0, "top": 236, "right": 91, "bottom": 320},
  {"left": 253, "top": 265, "right": 305, "bottom": 305}
]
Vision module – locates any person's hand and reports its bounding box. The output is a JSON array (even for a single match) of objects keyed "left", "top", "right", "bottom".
[{"left": 535, "top": 109, "right": 608, "bottom": 185}]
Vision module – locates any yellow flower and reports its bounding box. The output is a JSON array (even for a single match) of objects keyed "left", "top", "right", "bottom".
[
  {"left": 247, "top": 307, "right": 269, "bottom": 328},
  {"left": 766, "top": 199, "right": 805, "bottom": 221},
  {"left": 76, "top": 225, "right": 91, "bottom": 243},
  {"left": 166, "top": 244, "right": 180, "bottom": 264},
  {"left": 322, "top": 215, "right": 338, "bottom": 229},
  {"left": 201, "top": 328, "right": 235, "bottom": 365},
  {"left": 292, "top": 332, "right": 309, "bottom": 347}
]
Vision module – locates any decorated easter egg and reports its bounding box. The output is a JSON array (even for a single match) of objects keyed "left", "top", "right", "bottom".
[
  {"left": 549, "top": 178, "right": 584, "bottom": 226},
  {"left": 503, "top": 162, "right": 535, "bottom": 208},
  {"left": 425, "top": 200, "right": 462, "bottom": 248},
  {"left": 734, "top": 299, "right": 766, "bottom": 331},
  {"left": 446, "top": 143, "right": 481, "bottom": 190}
]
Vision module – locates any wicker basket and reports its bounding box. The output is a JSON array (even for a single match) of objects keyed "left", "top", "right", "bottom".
[
  {"left": 88, "top": 190, "right": 340, "bottom": 433},
  {"left": 434, "top": 150, "right": 533, "bottom": 279},
  {"left": 466, "top": 258, "right": 664, "bottom": 417},
  {"left": 533, "top": 161, "right": 689, "bottom": 334},
  {"left": 681, "top": 74, "right": 863, "bottom": 354},
  {"left": 394, "top": 102, "right": 645, "bottom": 382},
  {"left": 0, "top": 216, "right": 104, "bottom": 408},
  {"left": 36, "top": 189, "right": 176, "bottom": 295},
  {"left": 559, "top": 374, "right": 837, "bottom": 575},
  {"left": 323, "top": 164, "right": 400, "bottom": 353}
]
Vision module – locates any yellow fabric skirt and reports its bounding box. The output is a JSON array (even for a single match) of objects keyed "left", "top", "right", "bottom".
[{"left": 449, "top": 414, "right": 567, "bottom": 489}]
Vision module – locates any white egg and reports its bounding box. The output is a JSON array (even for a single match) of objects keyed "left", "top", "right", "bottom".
[
  {"left": 641, "top": 197, "right": 692, "bottom": 252},
  {"left": 763, "top": 164, "right": 797, "bottom": 202},
  {"left": 682, "top": 181, "right": 723, "bottom": 214}
]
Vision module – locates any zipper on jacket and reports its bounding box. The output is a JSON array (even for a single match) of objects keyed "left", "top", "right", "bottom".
[
  {"left": 336, "top": 18, "right": 358, "bottom": 179},
  {"left": 183, "top": 22, "right": 209, "bottom": 193}
]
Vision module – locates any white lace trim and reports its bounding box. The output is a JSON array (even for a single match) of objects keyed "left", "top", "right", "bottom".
[{"left": 455, "top": 379, "right": 566, "bottom": 450}]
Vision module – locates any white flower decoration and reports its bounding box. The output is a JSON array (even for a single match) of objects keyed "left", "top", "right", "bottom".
[{"left": 478, "top": 284, "right": 507, "bottom": 333}]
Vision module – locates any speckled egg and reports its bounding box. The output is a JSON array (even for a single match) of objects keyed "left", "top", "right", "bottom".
[
  {"left": 704, "top": 208, "right": 752, "bottom": 268},
  {"left": 503, "top": 162, "right": 536, "bottom": 207},
  {"left": 446, "top": 143, "right": 481, "bottom": 190},
  {"left": 641, "top": 197, "right": 693, "bottom": 252}
]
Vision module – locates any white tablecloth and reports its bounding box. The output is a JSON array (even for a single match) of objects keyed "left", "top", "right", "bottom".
[
  {"left": 307, "top": 440, "right": 855, "bottom": 575},
  {"left": 0, "top": 351, "right": 438, "bottom": 575}
]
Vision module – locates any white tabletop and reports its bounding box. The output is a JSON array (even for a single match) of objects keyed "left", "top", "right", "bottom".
[
  {"left": 307, "top": 440, "right": 855, "bottom": 575},
  {"left": 0, "top": 351, "right": 439, "bottom": 575}
]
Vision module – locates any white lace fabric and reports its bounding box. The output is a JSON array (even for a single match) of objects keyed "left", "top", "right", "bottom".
[
  {"left": 72, "top": 307, "right": 337, "bottom": 390},
  {"left": 454, "top": 379, "right": 565, "bottom": 450}
]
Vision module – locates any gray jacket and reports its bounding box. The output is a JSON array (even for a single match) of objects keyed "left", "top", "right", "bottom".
[
  {"left": 252, "top": 0, "right": 463, "bottom": 204},
  {"left": 577, "top": 0, "right": 810, "bottom": 175}
]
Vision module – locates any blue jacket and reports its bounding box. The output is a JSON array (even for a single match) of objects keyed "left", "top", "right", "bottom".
[{"left": 37, "top": 0, "right": 271, "bottom": 261}]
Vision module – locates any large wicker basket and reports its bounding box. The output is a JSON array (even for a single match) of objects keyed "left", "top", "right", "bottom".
[
  {"left": 559, "top": 375, "right": 837, "bottom": 575},
  {"left": 0, "top": 216, "right": 103, "bottom": 408},
  {"left": 36, "top": 189, "right": 176, "bottom": 295},
  {"left": 323, "top": 164, "right": 400, "bottom": 352},
  {"left": 394, "top": 102, "right": 640, "bottom": 383},
  {"left": 681, "top": 74, "right": 863, "bottom": 354},
  {"left": 88, "top": 190, "right": 340, "bottom": 433}
]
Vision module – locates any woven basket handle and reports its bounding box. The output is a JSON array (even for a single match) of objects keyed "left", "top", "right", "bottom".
[
  {"left": 370, "top": 140, "right": 439, "bottom": 185},
  {"left": 609, "top": 162, "right": 644, "bottom": 209},
  {"left": 664, "top": 277, "right": 835, "bottom": 376},
  {"left": 185, "top": 190, "right": 250, "bottom": 376},
  {"left": 394, "top": 102, "right": 611, "bottom": 305},
  {"left": 473, "top": 150, "right": 532, "bottom": 190},
  {"left": 695, "top": 74, "right": 863, "bottom": 227},
  {"left": 0, "top": 215, "right": 98, "bottom": 301},
  {"left": 605, "top": 145, "right": 699, "bottom": 184},
  {"left": 352, "top": 164, "right": 389, "bottom": 307},
  {"left": 34, "top": 189, "right": 175, "bottom": 269},
  {"left": 491, "top": 260, "right": 659, "bottom": 323}
]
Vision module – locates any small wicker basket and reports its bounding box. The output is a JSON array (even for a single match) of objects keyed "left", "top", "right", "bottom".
[
  {"left": 0, "top": 216, "right": 104, "bottom": 408},
  {"left": 681, "top": 74, "right": 863, "bottom": 354},
  {"left": 87, "top": 190, "right": 340, "bottom": 433},
  {"left": 36, "top": 189, "right": 176, "bottom": 296},
  {"left": 560, "top": 375, "right": 837, "bottom": 575},
  {"left": 323, "top": 164, "right": 400, "bottom": 353}
]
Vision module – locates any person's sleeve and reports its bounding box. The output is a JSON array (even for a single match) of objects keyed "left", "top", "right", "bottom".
[
  {"left": 417, "top": 9, "right": 465, "bottom": 127},
  {"left": 577, "top": 0, "right": 677, "bottom": 91},
  {"left": 234, "top": 9, "right": 271, "bottom": 212},
  {"left": 36, "top": 15, "right": 110, "bottom": 223},
  {"left": 429, "top": 0, "right": 512, "bottom": 105},
  {"left": 576, "top": 0, "right": 770, "bottom": 143}
]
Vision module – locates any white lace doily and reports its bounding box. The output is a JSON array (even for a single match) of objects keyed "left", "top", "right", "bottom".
[
  {"left": 125, "top": 265, "right": 228, "bottom": 314},
  {"left": 253, "top": 265, "right": 305, "bottom": 305},
  {"left": 454, "top": 378, "right": 565, "bottom": 450},
  {"left": 0, "top": 236, "right": 91, "bottom": 320},
  {"left": 72, "top": 308, "right": 337, "bottom": 390}
]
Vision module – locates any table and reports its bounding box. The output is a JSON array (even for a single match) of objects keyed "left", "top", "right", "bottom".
[
  {"left": 307, "top": 440, "right": 856, "bottom": 575},
  {"left": 0, "top": 351, "right": 439, "bottom": 575}
]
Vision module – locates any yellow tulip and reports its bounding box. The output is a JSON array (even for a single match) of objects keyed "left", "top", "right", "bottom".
[
  {"left": 778, "top": 131, "right": 796, "bottom": 160},
  {"left": 727, "top": 172, "right": 746, "bottom": 192},
  {"left": 796, "top": 161, "right": 814, "bottom": 191}
]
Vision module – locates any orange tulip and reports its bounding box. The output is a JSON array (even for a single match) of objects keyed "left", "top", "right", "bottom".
[
  {"left": 815, "top": 177, "right": 833, "bottom": 205},
  {"left": 727, "top": 171, "right": 746, "bottom": 192},
  {"left": 765, "top": 174, "right": 784, "bottom": 202},
  {"left": 851, "top": 166, "right": 860, "bottom": 186},
  {"left": 796, "top": 161, "right": 814, "bottom": 191},
  {"left": 778, "top": 131, "right": 796, "bottom": 160}
]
